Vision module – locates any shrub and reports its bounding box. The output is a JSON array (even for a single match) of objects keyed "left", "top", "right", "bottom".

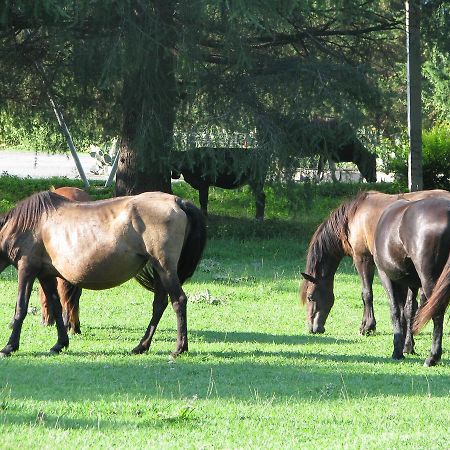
[{"left": 379, "top": 124, "right": 450, "bottom": 190}]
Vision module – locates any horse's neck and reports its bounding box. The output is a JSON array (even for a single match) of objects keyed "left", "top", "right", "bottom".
[{"left": 311, "top": 223, "right": 346, "bottom": 279}]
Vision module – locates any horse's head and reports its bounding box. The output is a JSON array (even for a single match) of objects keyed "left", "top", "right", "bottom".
[
  {"left": 171, "top": 158, "right": 183, "bottom": 180},
  {"left": 300, "top": 272, "right": 335, "bottom": 334},
  {"left": 355, "top": 143, "right": 377, "bottom": 182}
]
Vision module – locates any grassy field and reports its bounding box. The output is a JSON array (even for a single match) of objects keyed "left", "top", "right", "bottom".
[{"left": 0, "top": 176, "right": 449, "bottom": 449}]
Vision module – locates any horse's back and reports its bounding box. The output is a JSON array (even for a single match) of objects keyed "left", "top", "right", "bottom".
[
  {"left": 52, "top": 186, "right": 91, "bottom": 202},
  {"left": 175, "top": 148, "right": 255, "bottom": 189},
  {"left": 348, "top": 190, "right": 450, "bottom": 256}
]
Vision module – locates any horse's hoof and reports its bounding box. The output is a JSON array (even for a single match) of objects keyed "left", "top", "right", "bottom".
[
  {"left": 360, "top": 328, "right": 376, "bottom": 336},
  {"left": 171, "top": 347, "right": 188, "bottom": 358},
  {"left": 131, "top": 345, "right": 147, "bottom": 355},
  {"left": 424, "top": 357, "right": 439, "bottom": 367},
  {"left": 360, "top": 323, "right": 376, "bottom": 336},
  {"left": 0, "top": 344, "right": 16, "bottom": 357},
  {"left": 403, "top": 345, "right": 415, "bottom": 355},
  {"left": 67, "top": 325, "right": 81, "bottom": 335},
  {"left": 49, "top": 341, "right": 69, "bottom": 354},
  {"left": 392, "top": 352, "right": 405, "bottom": 361}
]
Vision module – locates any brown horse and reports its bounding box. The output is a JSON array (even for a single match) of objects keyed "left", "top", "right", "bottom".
[
  {"left": 374, "top": 197, "right": 450, "bottom": 366},
  {"left": 300, "top": 189, "right": 450, "bottom": 339},
  {"left": 0, "top": 190, "right": 206, "bottom": 357},
  {"left": 39, "top": 186, "right": 91, "bottom": 333}
]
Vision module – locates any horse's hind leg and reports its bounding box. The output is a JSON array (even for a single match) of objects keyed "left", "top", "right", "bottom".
[
  {"left": 1, "top": 265, "right": 36, "bottom": 357},
  {"left": 39, "top": 277, "right": 69, "bottom": 354},
  {"left": 132, "top": 273, "right": 169, "bottom": 354},
  {"left": 39, "top": 285, "right": 55, "bottom": 326},
  {"left": 424, "top": 315, "right": 444, "bottom": 367},
  {"left": 157, "top": 271, "right": 188, "bottom": 357},
  {"left": 58, "top": 279, "right": 82, "bottom": 334},
  {"left": 378, "top": 270, "right": 407, "bottom": 359},
  {"left": 403, "top": 287, "right": 418, "bottom": 354}
]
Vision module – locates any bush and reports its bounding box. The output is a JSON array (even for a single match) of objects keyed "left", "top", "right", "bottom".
[{"left": 379, "top": 124, "right": 450, "bottom": 190}]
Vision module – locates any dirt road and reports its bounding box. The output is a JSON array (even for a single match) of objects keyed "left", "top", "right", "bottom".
[{"left": 0, "top": 150, "right": 105, "bottom": 180}]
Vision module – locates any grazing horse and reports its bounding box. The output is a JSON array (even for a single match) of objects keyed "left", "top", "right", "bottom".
[
  {"left": 171, "top": 147, "right": 267, "bottom": 220},
  {"left": 374, "top": 197, "right": 450, "bottom": 366},
  {"left": 0, "top": 190, "right": 206, "bottom": 357},
  {"left": 317, "top": 138, "right": 377, "bottom": 183},
  {"left": 39, "top": 186, "right": 91, "bottom": 334},
  {"left": 291, "top": 118, "right": 377, "bottom": 182},
  {"left": 300, "top": 189, "right": 450, "bottom": 339}
]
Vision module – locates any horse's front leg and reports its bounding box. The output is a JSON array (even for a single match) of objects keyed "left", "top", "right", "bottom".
[
  {"left": 249, "top": 181, "right": 266, "bottom": 222},
  {"left": 198, "top": 185, "right": 209, "bottom": 217},
  {"left": 354, "top": 255, "right": 376, "bottom": 335},
  {"left": 1, "top": 263, "right": 36, "bottom": 357},
  {"left": 39, "top": 277, "right": 69, "bottom": 354},
  {"left": 132, "top": 273, "right": 168, "bottom": 354}
]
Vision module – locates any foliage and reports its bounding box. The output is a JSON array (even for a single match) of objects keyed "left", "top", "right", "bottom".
[
  {"left": 423, "top": 49, "right": 450, "bottom": 124},
  {"left": 379, "top": 124, "right": 450, "bottom": 190},
  {"left": 0, "top": 1, "right": 403, "bottom": 191}
]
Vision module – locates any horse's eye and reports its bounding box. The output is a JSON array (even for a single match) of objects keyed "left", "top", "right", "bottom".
[{"left": 307, "top": 294, "right": 313, "bottom": 302}]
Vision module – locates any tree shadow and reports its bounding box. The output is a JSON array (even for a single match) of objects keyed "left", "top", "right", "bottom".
[{"left": 189, "top": 329, "right": 355, "bottom": 345}]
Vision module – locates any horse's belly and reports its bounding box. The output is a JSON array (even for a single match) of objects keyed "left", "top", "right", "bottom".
[
  {"left": 49, "top": 242, "right": 147, "bottom": 290},
  {"left": 57, "top": 251, "right": 146, "bottom": 289}
]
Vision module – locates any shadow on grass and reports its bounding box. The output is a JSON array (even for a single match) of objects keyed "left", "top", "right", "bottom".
[
  {"left": 190, "top": 329, "right": 355, "bottom": 345},
  {"left": 2, "top": 341, "right": 450, "bottom": 409}
]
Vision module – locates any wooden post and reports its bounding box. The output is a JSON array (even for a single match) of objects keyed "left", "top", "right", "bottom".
[{"left": 406, "top": 0, "right": 423, "bottom": 192}]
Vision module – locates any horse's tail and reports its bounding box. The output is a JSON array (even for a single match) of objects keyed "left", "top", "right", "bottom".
[
  {"left": 175, "top": 198, "right": 207, "bottom": 285},
  {"left": 135, "top": 198, "right": 207, "bottom": 291},
  {"left": 413, "top": 255, "right": 450, "bottom": 334}
]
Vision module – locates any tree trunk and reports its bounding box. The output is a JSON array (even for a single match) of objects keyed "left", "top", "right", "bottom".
[
  {"left": 406, "top": 0, "right": 423, "bottom": 192},
  {"left": 115, "top": 1, "right": 177, "bottom": 196}
]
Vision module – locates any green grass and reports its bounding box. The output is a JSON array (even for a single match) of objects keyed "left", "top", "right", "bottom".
[{"left": 0, "top": 177, "right": 449, "bottom": 449}]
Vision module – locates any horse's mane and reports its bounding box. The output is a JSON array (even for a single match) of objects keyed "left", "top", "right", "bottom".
[
  {"left": 300, "top": 191, "right": 369, "bottom": 303},
  {"left": 0, "top": 191, "right": 68, "bottom": 233}
]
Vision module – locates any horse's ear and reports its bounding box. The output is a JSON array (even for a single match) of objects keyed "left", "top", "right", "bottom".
[{"left": 301, "top": 272, "right": 318, "bottom": 284}]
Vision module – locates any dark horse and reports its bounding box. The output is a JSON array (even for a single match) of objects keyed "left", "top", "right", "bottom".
[
  {"left": 300, "top": 189, "right": 450, "bottom": 337},
  {"left": 0, "top": 190, "right": 206, "bottom": 357},
  {"left": 374, "top": 197, "right": 450, "bottom": 366},
  {"left": 172, "top": 125, "right": 376, "bottom": 221},
  {"left": 39, "top": 186, "right": 91, "bottom": 334},
  {"left": 316, "top": 137, "right": 377, "bottom": 183},
  {"left": 172, "top": 147, "right": 267, "bottom": 220},
  {"left": 291, "top": 119, "right": 377, "bottom": 183}
]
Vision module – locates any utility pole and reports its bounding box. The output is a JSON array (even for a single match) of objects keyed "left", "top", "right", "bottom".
[{"left": 406, "top": 0, "right": 423, "bottom": 192}]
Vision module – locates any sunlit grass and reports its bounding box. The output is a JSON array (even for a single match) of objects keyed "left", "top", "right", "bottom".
[{"left": 0, "top": 177, "right": 448, "bottom": 448}]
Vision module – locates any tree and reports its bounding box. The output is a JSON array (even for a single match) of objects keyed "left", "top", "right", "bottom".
[{"left": 0, "top": 1, "right": 402, "bottom": 194}]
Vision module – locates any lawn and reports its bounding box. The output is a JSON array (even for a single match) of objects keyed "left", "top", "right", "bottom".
[{"left": 0, "top": 177, "right": 449, "bottom": 449}]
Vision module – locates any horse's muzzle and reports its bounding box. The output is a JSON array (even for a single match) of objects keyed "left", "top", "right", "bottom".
[{"left": 310, "top": 324, "right": 325, "bottom": 334}]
